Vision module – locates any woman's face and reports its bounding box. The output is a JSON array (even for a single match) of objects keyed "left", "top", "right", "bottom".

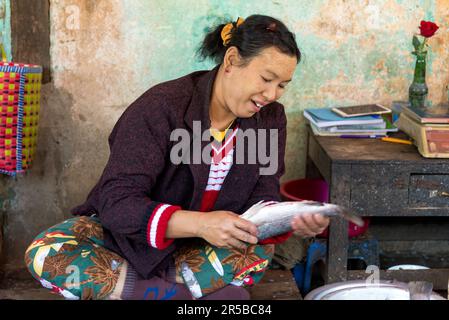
[{"left": 222, "top": 46, "right": 297, "bottom": 118}]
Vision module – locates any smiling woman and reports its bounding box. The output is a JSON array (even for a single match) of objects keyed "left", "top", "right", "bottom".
[
  {"left": 199, "top": 15, "right": 301, "bottom": 129},
  {"left": 24, "top": 14, "right": 330, "bottom": 300}
]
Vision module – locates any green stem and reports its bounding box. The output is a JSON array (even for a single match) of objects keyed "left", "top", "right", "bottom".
[{"left": 419, "top": 37, "right": 427, "bottom": 53}]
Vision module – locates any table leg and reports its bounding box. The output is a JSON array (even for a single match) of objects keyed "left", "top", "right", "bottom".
[{"left": 325, "top": 216, "right": 349, "bottom": 283}]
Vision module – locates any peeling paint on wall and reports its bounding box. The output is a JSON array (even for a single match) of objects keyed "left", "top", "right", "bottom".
[{"left": 49, "top": 1, "right": 449, "bottom": 181}]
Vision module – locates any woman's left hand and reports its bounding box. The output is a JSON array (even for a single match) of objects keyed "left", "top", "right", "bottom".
[{"left": 291, "top": 214, "right": 330, "bottom": 238}]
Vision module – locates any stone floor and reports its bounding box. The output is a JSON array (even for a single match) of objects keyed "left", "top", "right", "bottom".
[
  {"left": 1, "top": 269, "right": 444, "bottom": 300},
  {"left": 0, "top": 276, "right": 63, "bottom": 300},
  {"left": 248, "top": 269, "right": 302, "bottom": 300},
  {"left": 0, "top": 268, "right": 63, "bottom": 300},
  {"left": 1, "top": 269, "right": 301, "bottom": 300}
]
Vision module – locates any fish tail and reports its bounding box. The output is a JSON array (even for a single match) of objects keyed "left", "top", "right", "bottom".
[{"left": 339, "top": 208, "right": 364, "bottom": 227}]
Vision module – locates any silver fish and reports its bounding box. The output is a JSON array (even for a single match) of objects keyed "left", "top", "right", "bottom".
[{"left": 240, "top": 200, "right": 364, "bottom": 240}]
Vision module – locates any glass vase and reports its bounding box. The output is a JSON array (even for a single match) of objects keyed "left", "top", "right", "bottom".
[{"left": 408, "top": 51, "right": 428, "bottom": 109}]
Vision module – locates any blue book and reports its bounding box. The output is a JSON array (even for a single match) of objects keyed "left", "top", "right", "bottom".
[{"left": 304, "top": 108, "right": 384, "bottom": 128}]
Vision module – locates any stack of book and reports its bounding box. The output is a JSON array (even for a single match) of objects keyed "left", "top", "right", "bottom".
[
  {"left": 401, "top": 104, "right": 449, "bottom": 124},
  {"left": 396, "top": 103, "right": 449, "bottom": 158},
  {"left": 304, "top": 108, "right": 398, "bottom": 137}
]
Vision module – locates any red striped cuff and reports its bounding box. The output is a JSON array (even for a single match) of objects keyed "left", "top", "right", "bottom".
[{"left": 145, "top": 203, "right": 181, "bottom": 250}]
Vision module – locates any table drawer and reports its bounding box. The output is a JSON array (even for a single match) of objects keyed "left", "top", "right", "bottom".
[
  {"left": 349, "top": 166, "right": 449, "bottom": 215},
  {"left": 349, "top": 165, "right": 409, "bottom": 215},
  {"left": 408, "top": 174, "right": 449, "bottom": 207}
]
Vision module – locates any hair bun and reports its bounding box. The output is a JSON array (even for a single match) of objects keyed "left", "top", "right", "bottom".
[{"left": 198, "top": 15, "right": 300, "bottom": 65}]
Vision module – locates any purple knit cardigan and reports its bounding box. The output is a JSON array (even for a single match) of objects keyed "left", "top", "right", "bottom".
[{"left": 71, "top": 66, "right": 287, "bottom": 279}]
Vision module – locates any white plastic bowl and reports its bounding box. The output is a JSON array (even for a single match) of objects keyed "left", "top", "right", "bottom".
[
  {"left": 387, "top": 264, "right": 429, "bottom": 271},
  {"left": 304, "top": 280, "right": 445, "bottom": 300}
]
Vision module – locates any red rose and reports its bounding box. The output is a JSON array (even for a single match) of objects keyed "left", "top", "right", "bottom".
[{"left": 419, "top": 20, "right": 439, "bottom": 38}]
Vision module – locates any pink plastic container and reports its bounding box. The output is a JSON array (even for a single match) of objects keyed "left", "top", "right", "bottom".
[{"left": 280, "top": 178, "right": 369, "bottom": 238}]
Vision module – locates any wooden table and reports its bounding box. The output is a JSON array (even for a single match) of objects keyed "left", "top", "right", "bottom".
[{"left": 306, "top": 128, "right": 449, "bottom": 289}]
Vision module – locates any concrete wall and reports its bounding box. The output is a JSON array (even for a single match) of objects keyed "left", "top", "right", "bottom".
[
  {"left": 1, "top": 0, "right": 449, "bottom": 273},
  {"left": 0, "top": 0, "right": 11, "bottom": 60}
]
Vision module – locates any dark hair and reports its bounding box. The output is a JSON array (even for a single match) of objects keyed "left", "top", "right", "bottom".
[{"left": 198, "top": 14, "right": 301, "bottom": 65}]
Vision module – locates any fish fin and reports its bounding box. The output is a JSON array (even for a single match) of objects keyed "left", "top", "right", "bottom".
[
  {"left": 242, "top": 200, "right": 279, "bottom": 219},
  {"left": 240, "top": 200, "right": 265, "bottom": 219}
]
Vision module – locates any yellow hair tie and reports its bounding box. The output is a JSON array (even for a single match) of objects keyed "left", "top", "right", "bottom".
[{"left": 221, "top": 17, "right": 245, "bottom": 46}]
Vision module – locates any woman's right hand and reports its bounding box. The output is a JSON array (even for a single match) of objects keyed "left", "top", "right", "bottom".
[{"left": 196, "top": 211, "right": 259, "bottom": 249}]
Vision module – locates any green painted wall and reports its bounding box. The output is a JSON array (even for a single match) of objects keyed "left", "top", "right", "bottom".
[{"left": 95, "top": 0, "right": 449, "bottom": 179}]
